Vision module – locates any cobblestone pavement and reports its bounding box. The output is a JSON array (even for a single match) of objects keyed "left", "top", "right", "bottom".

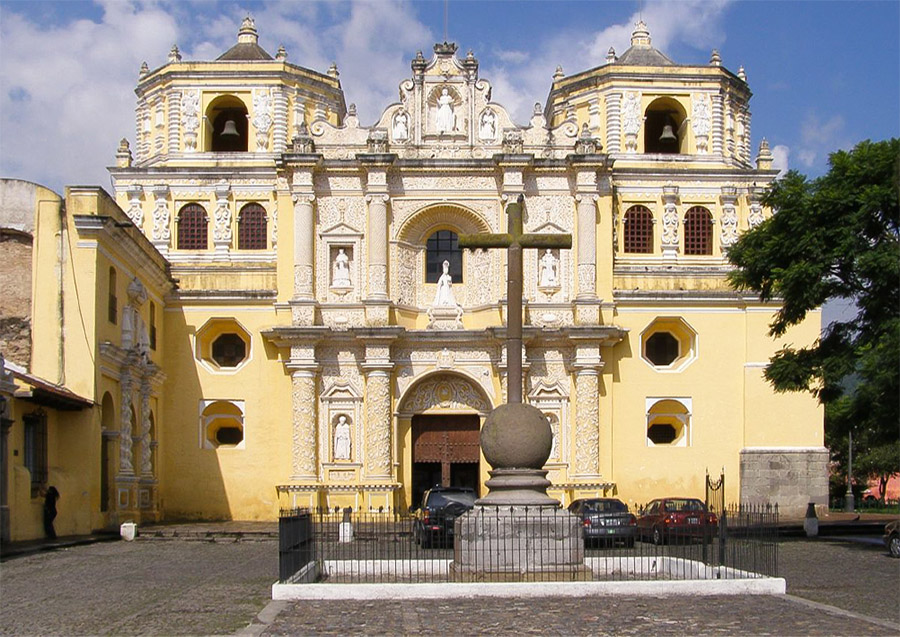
[
  {"left": 0, "top": 539, "right": 277, "bottom": 636},
  {"left": 0, "top": 535, "right": 897, "bottom": 636}
]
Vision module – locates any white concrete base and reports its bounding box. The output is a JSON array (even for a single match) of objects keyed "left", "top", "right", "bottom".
[
  {"left": 273, "top": 577, "right": 786, "bottom": 600},
  {"left": 272, "top": 556, "right": 785, "bottom": 599}
]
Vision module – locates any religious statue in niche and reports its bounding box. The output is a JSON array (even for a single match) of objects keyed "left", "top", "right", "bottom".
[
  {"left": 435, "top": 88, "right": 456, "bottom": 134},
  {"left": 392, "top": 110, "right": 409, "bottom": 141},
  {"left": 538, "top": 249, "right": 560, "bottom": 288},
  {"left": 332, "top": 248, "right": 352, "bottom": 288},
  {"left": 427, "top": 260, "right": 464, "bottom": 329},
  {"left": 333, "top": 415, "right": 351, "bottom": 460},
  {"left": 479, "top": 109, "right": 496, "bottom": 141}
]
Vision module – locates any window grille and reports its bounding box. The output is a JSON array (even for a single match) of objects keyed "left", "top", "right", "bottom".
[
  {"left": 24, "top": 410, "right": 47, "bottom": 497},
  {"left": 684, "top": 206, "right": 713, "bottom": 255},
  {"left": 177, "top": 204, "right": 208, "bottom": 250},
  {"left": 108, "top": 267, "right": 117, "bottom": 324},
  {"left": 149, "top": 301, "right": 157, "bottom": 350},
  {"left": 623, "top": 206, "right": 654, "bottom": 253},
  {"left": 425, "top": 230, "right": 462, "bottom": 283},
  {"left": 238, "top": 203, "right": 267, "bottom": 250}
]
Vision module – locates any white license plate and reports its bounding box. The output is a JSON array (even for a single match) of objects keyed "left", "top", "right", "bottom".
[{"left": 688, "top": 517, "right": 699, "bottom": 524}]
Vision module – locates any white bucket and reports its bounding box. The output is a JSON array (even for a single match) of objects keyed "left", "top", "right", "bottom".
[{"left": 120, "top": 521, "right": 137, "bottom": 541}]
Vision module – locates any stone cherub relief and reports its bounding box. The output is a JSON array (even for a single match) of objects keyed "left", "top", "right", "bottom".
[{"left": 392, "top": 110, "right": 409, "bottom": 141}]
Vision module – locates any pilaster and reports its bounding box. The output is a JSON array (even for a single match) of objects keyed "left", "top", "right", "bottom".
[
  {"left": 357, "top": 328, "right": 403, "bottom": 480},
  {"left": 661, "top": 185, "right": 680, "bottom": 261}
]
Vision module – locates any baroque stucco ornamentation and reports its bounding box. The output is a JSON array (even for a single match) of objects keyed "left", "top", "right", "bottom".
[
  {"left": 661, "top": 189, "right": 680, "bottom": 248},
  {"left": 140, "top": 383, "right": 153, "bottom": 475},
  {"left": 213, "top": 185, "right": 232, "bottom": 243},
  {"left": 395, "top": 245, "right": 419, "bottom": 307},
  {"left": 401, "top": 375, "right": 490, "bottom": 414},
  {"left": 119, "top": 373, "right": 134, "bottom": 475},
  {"left": 125, "top": 186, "right": 143, "bottom": 227},
  {"left": 151, "top": 191, "right": 170, "bottom": 242},
  {"left": 181, "top": 90, "right": 200, "bottom": 151},
  {"left": 622, "top": 91, "right": 642, "bottom": 152},
  {"left": 691, "top": 93, "right": 711, "bottom": 154},
  {"left": 574, "top": 371, "right": 599, "bottom": 475},
  {"left": 291, "top": 372, "right": 318, "bottom": 477},
  {"left": 364, "top": 372, "right": 392, "bottom": 477},
  {"left": 252, "top": 88, "right": 274, "bottom": 151},
  {"left": 720, "top": 196, "right": 739, "bottom": 247}
]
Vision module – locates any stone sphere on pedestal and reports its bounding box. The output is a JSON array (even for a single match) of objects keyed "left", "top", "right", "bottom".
[{"left": 480, "top": 402, "right": 552, "bottom": 470}]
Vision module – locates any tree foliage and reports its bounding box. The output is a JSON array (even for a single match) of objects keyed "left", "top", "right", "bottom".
[{"left": 727, "top": 138, "right": 899, "bottom": 443}]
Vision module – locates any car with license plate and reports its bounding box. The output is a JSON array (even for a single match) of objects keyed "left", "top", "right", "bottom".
[
  {"left": 412, "top": 485, "right": 477, "bottom": 548},
  {"left": 567, "top": 498, "right": 637, "bottom": 547},
  {"left": 637, "top": 497, "right": 718, "bottom": 545}
]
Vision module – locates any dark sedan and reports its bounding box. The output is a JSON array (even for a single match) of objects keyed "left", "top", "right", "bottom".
[
  {"left": 568, "top": 498, "right": 637, "bottom": 547},
  {"left": 412, "top": 486, "right": 476, "bottom": 548},
  {"left": 637, "top": 497, "right": 718, "bottom": 545}
]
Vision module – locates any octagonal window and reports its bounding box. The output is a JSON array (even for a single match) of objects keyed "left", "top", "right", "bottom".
[
  {"left": 641, "top": 317, "right": 697, "bottom": 372},
  {"left": 212, "top": 333, "right": 247, "bottom": 368},
  {"left": 195, "top": 318, "right": 252, "bottom": 372},
  {"left": 646, "top": 332, "right": 679, "bottom": 366}
]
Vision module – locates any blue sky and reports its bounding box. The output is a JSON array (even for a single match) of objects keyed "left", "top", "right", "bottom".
[{"left": 1, "top": 0, "right": 897, "bottom": 193}]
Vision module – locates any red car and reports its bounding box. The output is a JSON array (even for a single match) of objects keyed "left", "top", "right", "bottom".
[{"left": 637, "top": 497, "right": 718, "bottom": 545}]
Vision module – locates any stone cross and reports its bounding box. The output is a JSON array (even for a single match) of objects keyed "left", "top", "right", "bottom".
[{"left": 459, "top": 195, "right": 572, "bottom": 403}]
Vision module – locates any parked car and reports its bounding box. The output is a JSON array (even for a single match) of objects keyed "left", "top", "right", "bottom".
[
  {"left": 637, "top": 497, "right": 718, "bottom": 545},
  {"left": 884, "top": 520, "right": 900, "bottom": 558},
  {"left": 568, "top": 498, "right": 637, "bottom": 547},
  {"left": 412, "top": 486, "right": 477, "bottom": 548}
]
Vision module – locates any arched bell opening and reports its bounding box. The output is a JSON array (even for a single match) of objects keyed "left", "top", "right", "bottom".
[
  {"left": 644, "top": 97, "right": 687, "bottom": 154},
  {"left": 206, "top": 96, "right": 249, "bottom": 152}
]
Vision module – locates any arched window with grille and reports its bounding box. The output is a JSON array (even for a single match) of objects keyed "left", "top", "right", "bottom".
[
  {"left": 237, "top": 203, "right": 267, "bottom": 250},
  {"left": 425, "top": 229, "right": 462, "bottom": 283},
  {"left": 623, "top": 205, "right": 654, "bottom": 253},
  {"left": 684, "top": 206, "right": 713, "bottom": 255},
  {"left": 177, "top": 203, "right": 208, "bottom": 250}
]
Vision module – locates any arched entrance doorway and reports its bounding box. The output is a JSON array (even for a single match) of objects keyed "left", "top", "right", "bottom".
[
  {"left": 397, "top": 372, "right": 492, "bottom": 506},
  {"left": 412, "top": 413, "right": 480, "bottom": 503}
]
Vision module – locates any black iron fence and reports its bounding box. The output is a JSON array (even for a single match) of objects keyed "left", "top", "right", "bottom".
[{"left": 278, "top": 503, "right": 778, "bottom": 584}]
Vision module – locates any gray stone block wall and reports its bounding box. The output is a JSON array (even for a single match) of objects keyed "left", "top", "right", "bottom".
[{"left": 740, "top": 447, "right": 829, "bottom": 519}]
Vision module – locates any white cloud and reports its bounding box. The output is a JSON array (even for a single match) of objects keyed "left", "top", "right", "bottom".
[
  {"left": 795, "top": 113, "right": 850, "bottom": 170},
  {"left": 771, "top": 144, "right": 790, "bottom": 176},
  {"left": 483, "top": 0, "right": 732, "bottom": 124},
  {"left": 0, "top": 0, "right": 732, "bottom": 191},
  {"left": 0, "top": 1, "right": 179, "bottom": 191}
]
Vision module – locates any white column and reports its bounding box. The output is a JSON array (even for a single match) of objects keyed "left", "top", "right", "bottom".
[
  {"left": 292, "top": 195, "right": 315, "bottom": 300},
  {"left": 575, "top": 194, "right": 597, "bottom": 299},
  {"left": 604, "top": 92, "right": 621, "bottom": 153},
  {"left": 363, "top": 369, "right": 392, "bottom": 479},
  {"left": 273, "top": 87, "right": 289, "bottom": 153},
  {"left": 366, "top": 194, "right": 389, "bottom": 301},
  {"left": 167, "top": 89, "right": 181, "bottom": 154},
  {"left": 119, "top": 373, "right": 134, "bottom": 475},
  {"left": 290, "top": 369, "right": 319, "bottom": 479}
]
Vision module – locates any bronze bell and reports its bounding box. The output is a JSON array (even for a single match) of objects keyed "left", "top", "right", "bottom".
[
  {"left": 220, "top": 119, "right": 240, "bottom": 137},
  {"left": 659, "top": 123, "right": 677, "bottom": 144}
]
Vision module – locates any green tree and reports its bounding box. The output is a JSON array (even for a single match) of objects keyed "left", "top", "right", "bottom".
[{"left": 727, "top": 139, "right": 900, "bottom": 447}]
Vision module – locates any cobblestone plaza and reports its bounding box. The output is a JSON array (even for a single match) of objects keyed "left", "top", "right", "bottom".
[{"left": 1, "top": 535, "right": 897, "bottom": 635}]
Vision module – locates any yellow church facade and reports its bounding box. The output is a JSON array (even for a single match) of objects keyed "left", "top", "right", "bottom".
[{"left": 0, "top": 19, "right": 826, "bottom": 540}]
